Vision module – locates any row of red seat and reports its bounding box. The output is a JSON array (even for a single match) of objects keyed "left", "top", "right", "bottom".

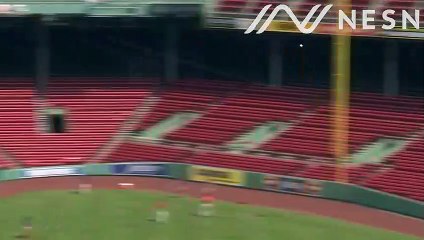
[
  {"left": 0, "top": 156, "right": 14, "bottom": 168},
  {"left": 135, "top": 81, "right": 423, "bottom": 159},
  {"left": 129, "top": 80, "right": 424, "bottom": 200},
  {"left": 363, "top": 168, "right": 424, "bottom": 201},
  {"left": 0, "top": 78, "right": 423, "bottom": 202},
  {"left": 293, "top": 163, "right": 383, "bottom": 183},
  {"left": 185, "top": 151, "right": 306, "bottom": 175},
  {"left": 0, "top": 79, "right": 155, "bottom": 167},
  {"left": 106, "top": 142, "right": 190, "bottom": 163},
  {"left": 106, "top": 141, "right": 306, "bottom": 176},
  {"left": 387, "top": 137, "right": 424, "bottom": 171},
  {"left": 137, "top": 92, "right": 217, "bottom": 130},
  {"left": 164, "top": 85, "right": 322, "bottom": 145},
  {"left": 106, "top": 138, "right": 424, "bottom": 201},
  {"left": 261, "top": 103, "right": 423, "bottom": 158},
  {"left": 292, "top": 162, "right": 424, "bottom": 201},
  {"left": 137, "top": 80, "right": 237, "bottom": 130}
]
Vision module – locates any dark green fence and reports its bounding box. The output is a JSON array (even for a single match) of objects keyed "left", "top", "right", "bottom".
[
  {"left": 0, "top": 163, "right": 422, "bottom": 219},
  {"left": 169, "top": 163, "right": 188, "bottom": 180},
  {"left": 321, "top": 182, "right": 423, "bottom": 219},
  {"left": 245, "top": 172, "right": 263, "bottom": 189},
  {"left": 84, "top": 163, "right": 111, "bottom": 175}
]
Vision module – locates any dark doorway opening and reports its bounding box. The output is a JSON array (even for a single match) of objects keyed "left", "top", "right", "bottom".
[{"left": 48, "top": 110, "right": 66, "bottom": 133}]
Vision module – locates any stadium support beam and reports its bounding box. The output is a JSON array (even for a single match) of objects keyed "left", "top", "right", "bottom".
[
  {"left": 35, "top": 19, "right": 50, "bottom": 95},
  {"left": 332, "top": 34, "right": 351, "bottom": 183},
  {"left": 332, "top": 0, "right": 351, "bottom": 183},
  {"left": 383, "top": 40, "right": 399, "bottom": 96},
  {"left": 164, "top": 22, "right": 179, "bottom": 84},
  {"left": 268, "top": 38, "right": 283, "bottom": 86}
]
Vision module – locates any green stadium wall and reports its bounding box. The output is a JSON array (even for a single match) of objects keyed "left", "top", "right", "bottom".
[
  {"left": 0, "top": 162, "right": 422, "bottom": 219},
  {"left": 321, "top": 181, "right": 423, "bottom": 219}
]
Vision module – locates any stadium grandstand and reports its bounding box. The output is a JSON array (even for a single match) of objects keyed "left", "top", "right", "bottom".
[{"left": 0, "top": 0, "right": 423, "bottom": 206}]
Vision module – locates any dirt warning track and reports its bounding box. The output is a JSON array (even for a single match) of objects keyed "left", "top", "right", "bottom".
[{"left": 0, "top": 176, "right": 422, "bottom": 238}]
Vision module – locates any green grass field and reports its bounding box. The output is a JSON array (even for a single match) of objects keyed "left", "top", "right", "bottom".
[{"left": 0, "top": 190, "right": 419, "bottom": 240}]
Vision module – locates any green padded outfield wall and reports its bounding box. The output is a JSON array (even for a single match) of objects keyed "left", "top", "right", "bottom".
[
  {"left": 84, "top": 163, "right": 112, "bottom": 175},
  {"left": 169, "top": 163, "right": 188, "bottom": 180},
  {"left": 246, "top": 172, "right": 263, "bottom": 190},
  {"left": 0, "top": 169, "right": 22, "bottom": 181},
  {"left": 0, "top": 163, "right": 422, "bottom": 219},
  {"left": 322, "top": 182, "right": 423, "bottom": 219}
]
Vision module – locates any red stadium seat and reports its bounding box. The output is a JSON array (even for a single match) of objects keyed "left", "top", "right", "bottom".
[
  {"left": 1, "top": 79, "right": 423, "bottom": 201},
  {"left": 0, "top": 78, "right": 155, "bottom": 167}
]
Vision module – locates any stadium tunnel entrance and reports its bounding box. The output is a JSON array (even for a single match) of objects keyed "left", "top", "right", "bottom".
[{"left": 47, "top": 108, "right": 67, "bottom": 133}]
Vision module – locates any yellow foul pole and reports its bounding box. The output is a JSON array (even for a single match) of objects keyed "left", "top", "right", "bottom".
[{"left": 332, "top": 0, "right": 351, "bottom": 182}]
